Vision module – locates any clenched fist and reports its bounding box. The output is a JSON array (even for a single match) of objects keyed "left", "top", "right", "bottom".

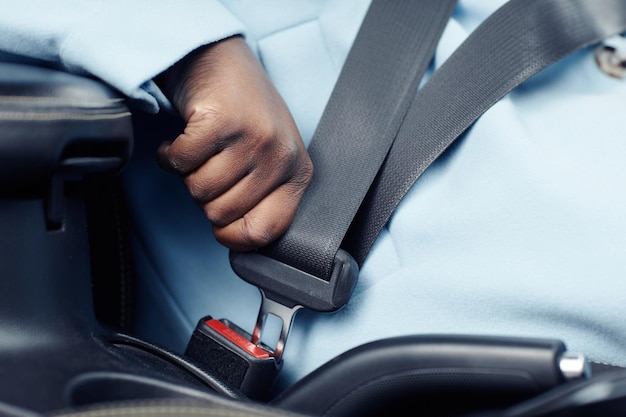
[{"left": 157, "top": 36, "right": 313, "bottom": 251}]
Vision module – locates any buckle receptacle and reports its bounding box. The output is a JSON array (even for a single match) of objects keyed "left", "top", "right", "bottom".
[{"left": 185, "top": 316, "right": 279, "bottom": 400}]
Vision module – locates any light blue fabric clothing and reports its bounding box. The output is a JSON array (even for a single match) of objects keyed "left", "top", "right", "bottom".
[
  {"left": 126, "top": 0, "right": 626, "bottom": 394},
  {"left": 3, "top": 0, "right": 626, "bottom": 396},
  {"left": 0, "top": 0, "right": 245, "bottom": 112}
]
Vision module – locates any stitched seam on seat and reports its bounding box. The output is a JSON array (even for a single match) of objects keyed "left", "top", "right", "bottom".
[
  {"left": 0, "top": 111, "right": 131, "bottom": 121},
  {"left": 52, "top": 406, "right": 264, "bottom": 417},
  {"left": 0, "top": 95, "right": 124, "bottom": 105}
]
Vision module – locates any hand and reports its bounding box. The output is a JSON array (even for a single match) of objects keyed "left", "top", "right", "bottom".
[{"left": 157, "top": 36, "right": 313, "bottom": 252}]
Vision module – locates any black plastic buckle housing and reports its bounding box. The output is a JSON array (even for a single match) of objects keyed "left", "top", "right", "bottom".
[
  {"left": 229, "top": 248, "right": 359, "bottom": 312},
  {"left": 185, "top": 316, "right": 280, "bottom": 400}
]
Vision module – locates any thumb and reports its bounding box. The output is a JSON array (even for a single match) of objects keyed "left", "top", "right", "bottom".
[{"left": 156, "top": 141, "right": 177, "bottom": 173}]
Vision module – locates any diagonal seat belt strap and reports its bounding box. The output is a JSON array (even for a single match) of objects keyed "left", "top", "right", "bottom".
[
  {"left": 261, "top": 0, "right": 457, "bottom": 281},
  {"left": 230, "top": 0, "right": 457, "bottom": 312},
  {"left": 344, "top": 0, "right": 626, "bottom": 265}
]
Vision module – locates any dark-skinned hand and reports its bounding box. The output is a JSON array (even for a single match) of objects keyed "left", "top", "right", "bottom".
[{"left": 157, "top": 35, "right": 313, "bottom": 252}]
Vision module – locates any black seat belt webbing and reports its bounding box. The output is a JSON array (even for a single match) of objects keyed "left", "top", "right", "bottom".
[
  {"left": 261, "top": 0, "right": 457, "bottom": 281},
  {"left": 232, "top": 0, "right": 626, "bottom": 316},
  {"left": 227, "top": 0, "right": 456, "bottom": 362},
  {"left": 344, "top": 0, "right": 626, "bottom": 265}
]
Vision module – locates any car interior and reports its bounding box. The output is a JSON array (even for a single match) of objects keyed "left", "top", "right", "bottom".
[{"left": 2, "top": 1, "right": 626, "bottom": 416}]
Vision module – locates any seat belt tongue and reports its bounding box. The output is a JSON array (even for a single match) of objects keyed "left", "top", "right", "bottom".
[
  {"left": 183, "top": 249, "right": 357, "bottom": 397},
  {"left": 229, "top": 248, "right": 359, "bottom": 360},
  {"left": 251, "top": 292, "right": 302, "bottom": 361}
]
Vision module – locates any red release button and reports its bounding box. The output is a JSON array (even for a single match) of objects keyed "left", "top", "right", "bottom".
[{"left": 205, "top": 319, "right": 271, "bottom": 359}]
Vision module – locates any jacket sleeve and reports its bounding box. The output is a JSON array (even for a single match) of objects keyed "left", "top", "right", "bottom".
[{"left": 0, "top": 0, "right": 246, "bottom": 112}]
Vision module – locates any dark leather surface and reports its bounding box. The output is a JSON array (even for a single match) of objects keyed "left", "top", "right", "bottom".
[
  {"left": 0, "top": 63, "right": 133, "bottom": 190},
  {"left": 0, "top": 63, "right": 265, "bottom": 416}
]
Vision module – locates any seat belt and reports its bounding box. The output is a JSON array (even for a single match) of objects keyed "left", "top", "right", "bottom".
[
  {"left": 260, "top": 0, "right": 457, "bottom": 280},
  {"left": 230, "top": 0, "right": 626, "bottom": 349},
  {"left": 344, "top": 0, "right": 626, "bottom": 263},
  {"left": 230, "top": 0, "right": 456, "bottom": 354},
  {"left": 185, "top": 0, "right": 456, "bottom": 400},
  {"left": 189, "top": 0, "right": 626, "bottom": 400}
]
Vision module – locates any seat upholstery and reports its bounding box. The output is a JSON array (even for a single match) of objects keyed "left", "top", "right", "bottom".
[{"left": 0, "top": 63, "right": 132, "bottom": 191}]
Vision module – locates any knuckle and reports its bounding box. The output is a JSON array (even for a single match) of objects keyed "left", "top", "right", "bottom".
[
  {"left": 269, "top": 139, "right": 304, "bottom": 179},
  {"left": 297, "top": 155, "right": 314, "bottom": 185},
  {"left": 202, "top": 202, "right": 231, "bottom": 227},
  {"left": 212, "top": 214, "right": 278, "bottom": 251},
  {"left": 249, "top": 129, "right": 276, "bottom": 156},
  {"left": 159, "top": 145, "right": 184, "bottom": 174},
  {"left": 167, "top": 156, "right": 186, "bottom": 174},
  {"left": 185, "top": 179, "right": 208, "bottom": 202},
  {"left": 284, "top": 153, "right": 314, "bottom": 192},
  {"left": 187, "top": 105, "right": 238, "bottom": 147},
  {"left": 249, "top": 113, "right": 275, "bottom": 139},
  {"left": 190, "top": 104, "right": 226, "bottom": 122},
  {"left": 193, "top": 104, "right": 245, "bottom": 136},
  {"left": 239, "top": 218, "right": 275, "bottom": 248},
  {"left": 163, "top": 143, "right": 198, "bottom": 175},
  {"left": 277, "top": 135, "right": 299, "bottom": 158},
  {"left": 184, "top": 172, "right": 222, "bottom": 203},
  {"left": 244, "top": 115, "right": 282, "bottom": 153}
]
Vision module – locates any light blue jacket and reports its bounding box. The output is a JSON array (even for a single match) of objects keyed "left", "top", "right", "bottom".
[{"left": 2, "top": 0, "right": 626, "bottom": 394}]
